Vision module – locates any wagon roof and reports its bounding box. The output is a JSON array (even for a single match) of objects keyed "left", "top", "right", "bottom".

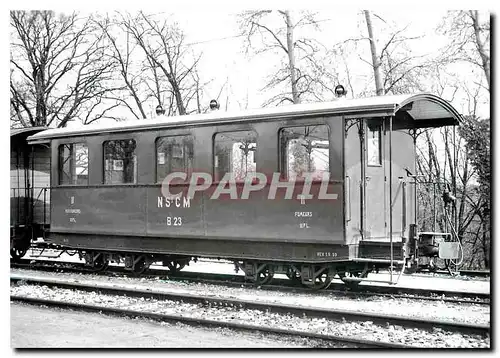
[
  {"left": 27, "top": 93, "right": 461, "bottom": 142},
  {"left": 11, "top": 127, "right": 48, "bottom": 146},
  {"left": 11, "top": 126, "right": 47, "bottom": 137}
]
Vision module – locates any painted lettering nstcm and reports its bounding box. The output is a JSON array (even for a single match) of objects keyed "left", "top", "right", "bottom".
[{"left": 157, "top": 196, "right": 191, "bottom": 208}]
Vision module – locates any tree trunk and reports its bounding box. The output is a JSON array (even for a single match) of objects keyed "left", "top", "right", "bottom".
[
  {"left": 284, "top": 11, "right": 300, "bottom": 104},
  {"left": 470, "top": 10, "right": 490, "bottom": 91},
  {"left": 364, "top": 10, "right": 384, "bottom": 96}
]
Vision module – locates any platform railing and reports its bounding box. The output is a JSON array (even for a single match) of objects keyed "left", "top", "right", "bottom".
[
  {"left": 414, "top": 180, "right": 449, "bottom": 233},
  {"left": 10, "top": 188, "right": 22, "bottom": 226},
  {"left": 10, "top": 186, "right": 50, "bottom": 227},
  {"left": 32, "top": 186, "right": 50, "bottom": 227}
]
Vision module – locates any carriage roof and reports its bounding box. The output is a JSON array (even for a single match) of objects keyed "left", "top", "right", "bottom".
[{"left": 27, "top": 93, "right": 461, "bottom": 143}]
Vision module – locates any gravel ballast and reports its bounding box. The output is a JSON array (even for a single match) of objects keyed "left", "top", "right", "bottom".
[
  {"left": 10, "top": 274, "right": 490, "bottom": 348},
  {"left": 11, "top": 268, "right": 490, "bottom": 326}
]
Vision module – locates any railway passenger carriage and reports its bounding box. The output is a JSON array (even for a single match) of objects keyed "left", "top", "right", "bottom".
[
  {"left": 10, "top": 127, "right": 50, "bottom": 259},
  {"left": 14, "top": 93, "right": 462, "bottom": 289}
]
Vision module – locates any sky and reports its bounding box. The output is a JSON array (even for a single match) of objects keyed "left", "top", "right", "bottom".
[
  {"left": 4, "top": 5, "right": 493, "bottom": 123},
  {"left": 126, "top": 8, "right": 490, "bottom": 120}
]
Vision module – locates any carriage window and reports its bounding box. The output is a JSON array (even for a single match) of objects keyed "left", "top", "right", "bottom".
[
  {"left": 103, "top": 139, "right": 137, "bottom": 184},
  {"left": 156, "top": 135, "right": 194, "bottom": 182},
  {"left": 280, "top": 125, "right": 330, "bottom": 180},
  {"left": 367, "top": 121, "right": 382, "bottom": 166},
  {"left": 214, "top": 130, "right": 257, "bottom": 182},
  {"left": 59, "top": 143, "right": 88, "bottom": 185}
]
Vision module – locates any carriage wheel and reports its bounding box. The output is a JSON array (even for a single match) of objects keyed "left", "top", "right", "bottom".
[
  {"left": 166, "top": 261, "right": 186, "bottom": 274},
  {"left": 286, "top": 268, "right": 302, "bottom": 285},
  {"left": 253, "top": 264, "right": 274, "bottom": 286},
  {"left": 92, "top": 255, "right": 109, "bottom": 272},
  {"left": 299, "top": 265, "right": 334, "bottom": 290},
  {"left": 339, "top": 271, "right": 362, "bottom": 290},
  {"left": 310, "top": 271, "right": 334, "bottom": 290},
  {"left": 11, "top": 227, "right": 31, "bottom": 262},
  {"left": 10, "top": 247, "right": 28, "bottom": 261},
  {"left": 84, "top": 252, "right": 108, "bottom": 272},
  {"left": 133, "top": 256, "right": 149, "bottom": 274}
]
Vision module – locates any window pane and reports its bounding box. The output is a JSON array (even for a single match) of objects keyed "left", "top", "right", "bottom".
[
  {"left": 103, "top": 139, "right": 137, "bottom": 184},
  {"left": 156, "top": 135, "right": 194, "bottom": 182},
  {"left": 214, "top": 131, "right": 257, "bottom": 181},
  {"left": 280, "top": 125, "right": 329, "bottom": 180},
  {"left": 367, "top": 121, "right": 382, "bottom": 166},
  {"left": 58, "top": 143, "right": 88, "bottom": 185}
]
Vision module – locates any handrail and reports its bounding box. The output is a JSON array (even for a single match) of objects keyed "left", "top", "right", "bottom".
[
  {"left": 401, "top": 180, "right": 407, "bottom": 237},
  {"left": 389, "top": 116, "right": 393, "bottom": 282},
  {"left": 414, "top": 180, "right": 450, "bottom": 233},
  {"left": 43, "top": 188, "right": 47, "bottom": 227},
  {"left": 11, "top": 186, "right": 49, "bottom": 191},
  {"left": 345, "top": 176, "right": 351, "bottom": 222},
  {"left": 34, "top": 186, "right": 45, "bottom": 202}
]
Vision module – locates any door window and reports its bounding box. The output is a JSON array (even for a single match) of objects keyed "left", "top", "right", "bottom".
[{"left": 367, "top": 121, "right": 382, "bottom": 166}]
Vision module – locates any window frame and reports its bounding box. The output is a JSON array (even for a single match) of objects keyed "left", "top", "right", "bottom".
[
  {"left": 58, "top": 142, "right": 89, "bottom": 186},
  {"left": 155, "top": 134, "right": 194, "bottom": 184},
  {"left": 102, "top": 138, "right": 138, "bottom": 185},
  {"left": 278, "top": 124, "right": 331, "bottom": 181},
  {"left": 213, "top": 129, "right": 258, "bottom": 183},
  {"left": 366, "top": 120, "right": 383, "bottom": 167}
]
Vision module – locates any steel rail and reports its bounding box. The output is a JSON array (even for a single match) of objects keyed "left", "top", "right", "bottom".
[
  {"left": 161, "top": 270, "right": 491, "bottom": 305},
  {"left": 11, "top": 276, "right": 490, "bottom": 337},
  {"left": 11, "top": 259, "right": 490, "bottom": 304},
  {"left": 11, "top": 295, "right": 412, "bottom": 349},
  {"left": 416, "top": 269, "right": 491, "bottom": 278}
]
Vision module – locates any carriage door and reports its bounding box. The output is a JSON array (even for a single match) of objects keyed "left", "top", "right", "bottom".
[{"left": 363, "top": 119, "right": 386, "bottom": 239}]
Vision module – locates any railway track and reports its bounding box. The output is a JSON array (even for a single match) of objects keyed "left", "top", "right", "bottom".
[
  {"left": 11, "top": 277, "right": 411, "bottom": 348},
  {"left": 11, "top": 275, "right": 490, "bottom": 339},
  {"left": 11, "top": 296, "right": 408, "bottom": 348},
  {"left": 11, "top": 258, "right": 490, "bottom": 305}
]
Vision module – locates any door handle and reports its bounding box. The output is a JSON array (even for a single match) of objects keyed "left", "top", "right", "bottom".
[{"left": 365, "top": 176, "right": 371, "bottom": 182}]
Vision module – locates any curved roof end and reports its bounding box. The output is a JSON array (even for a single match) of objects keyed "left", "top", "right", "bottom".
[
  {"left": 11, "top": 126, "right": 48, "bottom": 142},
  {"left": 397, "top": 93, "right": 462, "bottom": 128}
]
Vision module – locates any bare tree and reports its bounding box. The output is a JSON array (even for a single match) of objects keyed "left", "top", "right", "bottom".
[
  {"left": 457, "top": 115, "right": 490, "bottom": 268},
  {"left": 415, "top": 69, "right": 490, "bottom": 269},
  {"left": 10, "top": 10, "right": 120, "bottom": 128},
  {"left": 425, "top": 11, "right": 491, "bottom": 267},
  {"left": 120, "top": 12, "right": 203, "bottom": 116},
  {"left": 95, "top": 14, "right": 149, "bottom": 120},
  {"left": 363, "top": 11, "right": 383, "bottom": 96},
  {"left": 357, "top": 10, "right": 430, "bottom": 96},
  {"left": 416, "top": 120, "right": 489, "bottom": 269},
  {"left": 98, "top": 11, "right": 220, "bottom": 118},
  {"left": 437, "top": 11, "right": 490, "bottom": 92},
  {"left": 284, "top": 11, "right": 299, "bottom": 103},
  {"left": 239, "top": 10, "right": 337, "bottom": 106}
]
